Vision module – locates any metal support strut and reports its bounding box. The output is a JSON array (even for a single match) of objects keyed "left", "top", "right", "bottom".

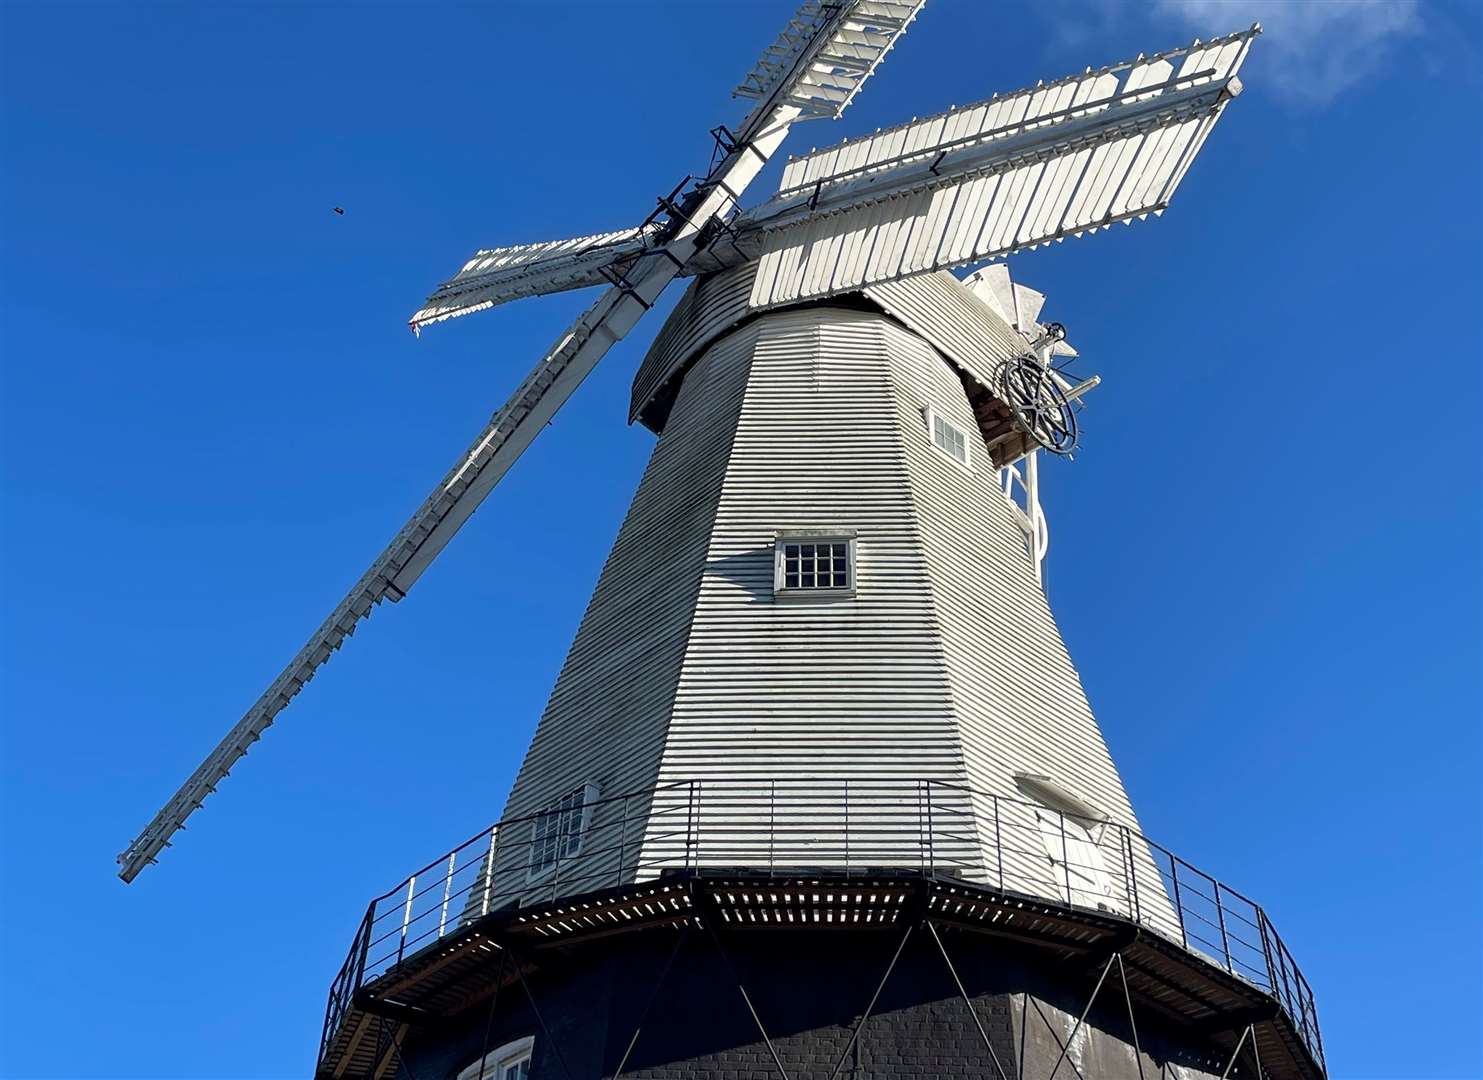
[
  {"left": 926, "top": 921, "right": 1011, "bottom": 1080},
  {"left": 1219, "top": 1023, "right": 1265, "bottom": 1080},
  {"left": 700, "top": 898, "right": 791, "bottom": 1079},
  {"left": 827, "top": 919, "right": 916, "bottom": 1079},
  {"left": 613, "top": 926, "right": 692, "bottom": 1079},
  {"left": 1046, "top": 953, "right": 1115, "bottom": 1080}
]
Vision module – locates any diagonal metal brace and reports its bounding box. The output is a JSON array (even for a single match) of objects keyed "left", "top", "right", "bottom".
[
  {"left": 1046, "top": 953, "right": 1116, "bottom": 1080},
  {"left": 1219, "top": 1022, "right": 1266, "bottom": 1080},
  {"left": 698, "top": 891, "right": 791, "bottom": 1080},
  {"left": 613, "top": 925, "right": 692, "bottom": 1079},
  {"left": 1114, "top": 954, "right": 1146, "bottom": 1080},
  {"left": 827, "top": 918, "right": 917, "bottom": 1080},
  {"left": 503, "top": 941, "right": 575, "bottom": 1080},
  {"left": 1026, "top": 997, "right": 1086, "bottom": 1080},
  {"left": 925, "top": 920, "right": 1011, "bottom": 1080}
]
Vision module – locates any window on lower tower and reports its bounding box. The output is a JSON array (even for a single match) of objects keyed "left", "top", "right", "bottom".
[
  {"left": 926, "top": 406, "right": 970, "bottom": 467},
  {"left": 456, "top": 1036, "right": 533, "bottom": 1080},
  {"left": 774, "top": 533, "right": 856, "bottom": 597},
  {"left": 527, "top": 783, "right": 598, "bottom": 881}
]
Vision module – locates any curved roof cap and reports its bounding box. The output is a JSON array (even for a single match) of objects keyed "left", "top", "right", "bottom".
[{"left": 630, "top": 262, "right": 1031, "bottom": 434}]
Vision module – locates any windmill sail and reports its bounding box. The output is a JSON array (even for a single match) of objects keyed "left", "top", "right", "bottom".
[
  {"left": 116, "top": 291, "right": 625, "bottom": 881},
  {"left": 735, "top": 27, "right": 1258, "bottom": 308},
  {"left": 734, "top": 0, "right": 927, "bottom": 126},
  {"left": 117, "top": 0, "right": 930, "bottom": 882},
  {"left": 410, "top": 226, "right": 658, "bottom": 333}
]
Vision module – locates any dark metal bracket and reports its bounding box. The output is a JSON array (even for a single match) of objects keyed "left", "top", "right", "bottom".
[
  {"left": 826, "top": 917, "right": 918, "bottom": 1079},
  {"left": 697, "top": 891, "right": 791, "bottom": 1080},
  {"left": 1046, "top": 954, "right": 1116, "bottom": 1080},
  {"left": 504, "top": 941, "right": 576, "bottom": 1080},
  {"left": 1220, "top": 1023, "right": 1266, "bottom": 1080},
  {"left": 613, "top": 925, "right": 693, "bottom": 1079},
  {"left": 1025, "top": 995, "right": 1087, "bottom": 1080},
  {"left": 926, "top": 920, "right": 1011, "bottom": 1080}
]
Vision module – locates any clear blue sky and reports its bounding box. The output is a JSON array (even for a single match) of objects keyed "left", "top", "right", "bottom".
[{"left": 2, "top": 2, "right": 1479, "bottom": 1077}]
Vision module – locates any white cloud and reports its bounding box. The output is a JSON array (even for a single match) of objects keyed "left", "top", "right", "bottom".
[{"left": 1154, "top": 0, "right": 1422, "bottom": 106}]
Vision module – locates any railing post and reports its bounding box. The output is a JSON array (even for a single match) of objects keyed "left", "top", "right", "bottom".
[
  {"left": 685, "top": 780, "right": 698, "bottom": 871},
  {"left": 355, "top": 905, "right": 372, "bottom": 988},
  {"left": 1059, "top": 810, "right": 1073, "bottom": 906},
  {"left": 398, "top": 875, "right": 416, "bottom": 966},
  {"left": 1273, "top": 928, "right": 1296, "bottom": 1016},
  {"left": 617, "top": 793, "right": 631, "bottom": 887},
  {"left": 481, "top": 827, "right": 498, "bottom": 917},
  {"left": 437, "top": 851, "right": 456, "bottom": 939},
  {"left": 1170, "top": 859, "right": 1188, "bottom": 948},
  {"left": 925, "top": 780, "right": 936, "bottom": 873},
  {"left": 993, "top": 794, "right": 1004, "bottom": 893},
  {"left": 1258, "top": 908, "right": 1279, "bottom": 996},
  {"left": 1309, "top": 990, "right": 1327, "bottom": 1069},
  {"left": 1214, "top": 880, "right": 1234, "bottom": 972},
  {"left": 1121, "top": 827, "right": 1138, "bottom": 923},
  {"left": 843, "top": 778, "right": 850, "bottom": 874},
  {"left": 769, "top": 778, "right": 776, "bottom": 874}
]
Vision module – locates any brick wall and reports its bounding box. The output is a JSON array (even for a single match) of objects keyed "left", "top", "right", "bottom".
[{"left": 399, "top": 928, "right": 1240, "bottom": 1080}]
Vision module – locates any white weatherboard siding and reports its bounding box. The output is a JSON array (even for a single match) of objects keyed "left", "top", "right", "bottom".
[
  {"left": 500, "top": 275, "right": 1170, "bottom": 924},
  {"left": 887, "top": 322, "right": 1175, "bottom": 926},
  {"left": 641, "top": 310, "right": 979, "bottom": 876},
  {"left": 491, "top": 317, "right": 753, "bottom": 897}
]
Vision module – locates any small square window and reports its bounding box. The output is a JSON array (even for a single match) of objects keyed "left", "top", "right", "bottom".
[
  {"left": 926, "top": 407, "right": 971, "bottom": 468},
  {"left": 774, "top": 534, "right": 856, "bottom": 597}
]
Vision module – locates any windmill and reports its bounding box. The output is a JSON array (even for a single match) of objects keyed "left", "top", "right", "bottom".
[{"left": 123, "top": 6, "right": 1327, "bottom": 1080}]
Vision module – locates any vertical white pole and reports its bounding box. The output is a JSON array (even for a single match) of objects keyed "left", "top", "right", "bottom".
[
  {"left": 481, "top": 827, "right": 497, "bottom": 916},
  {"left": 438, "top": 851, "right": 456, "bottom": 938},
  {"left": 398, "top": 875, "right": 416, "bottom": 964},
  {"left": 1025, "top": 450, "right": 1043, "bottom": 585}
]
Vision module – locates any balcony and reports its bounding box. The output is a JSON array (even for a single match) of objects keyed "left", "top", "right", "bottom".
[{"left": 318, "top": 779, "right": 1323, "bottom": 1079}]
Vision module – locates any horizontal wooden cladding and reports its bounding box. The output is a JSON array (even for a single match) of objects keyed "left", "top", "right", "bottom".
[
  {"left": 889, "top": 325, "right": 1179, "bottom": 927},
  {"left": 494, "top": 316, "right": 756, "bottom": 868},
  {"left": 866, "top": 269, "right": 1026, "bottom": 394},
  {"left": 630, "top": 263, "right": 758, "bottom": 429},
  {"left": 517, "top": 301, "right": 1157, "bottom": 916},
  {"left": 631, "top": 264, "right": 1034, "bottom": 435}
]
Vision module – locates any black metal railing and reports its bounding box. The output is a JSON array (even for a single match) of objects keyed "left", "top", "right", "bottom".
[{"left": 319, "top": 778, "right": 1323, "bottom": 1071}]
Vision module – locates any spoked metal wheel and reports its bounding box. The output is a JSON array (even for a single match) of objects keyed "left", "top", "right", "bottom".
[{"left": 999, "top": 353, "right": 1078, "bottom": 455}]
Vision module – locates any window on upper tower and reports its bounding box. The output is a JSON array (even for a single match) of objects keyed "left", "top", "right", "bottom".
[
  {"left": 774, "top": 532, "right": 856, "bottom": 597},
  {"left": 456, "top": 1036, "right": 534, "bottom": 1080},
  {"left": 926, "top": 407, "right": 970, "bottom": 468},
  {"left": 528, "top": 783, "right": 598, "bottom": 881}
]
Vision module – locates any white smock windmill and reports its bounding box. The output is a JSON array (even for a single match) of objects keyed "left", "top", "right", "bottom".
[{"left": 118, "top": 1, "right": 1259, "bottom": 883}]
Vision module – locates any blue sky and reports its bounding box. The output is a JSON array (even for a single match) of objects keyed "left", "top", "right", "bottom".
[{"left": 1, "top": 1, "right": 1479, "bottom": 1077}]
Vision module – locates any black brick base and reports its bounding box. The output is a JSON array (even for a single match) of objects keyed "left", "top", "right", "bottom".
[{"left": 398, "top": 927, "right": 1245, "bottom": 1080}]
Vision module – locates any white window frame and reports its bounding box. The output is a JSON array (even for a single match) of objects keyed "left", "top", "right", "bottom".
[
  {"left": 526, "top": 783, "right": 599, "bottom": 883},
  {"left": 456, "top": 1036, "right": 534, "bottom": 1080},
  {"left": 925, "top": 406, "right": 971, "bottom": 470},
  {"left": 773, "top": 531, "right": 857, "bottom": 599}
]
